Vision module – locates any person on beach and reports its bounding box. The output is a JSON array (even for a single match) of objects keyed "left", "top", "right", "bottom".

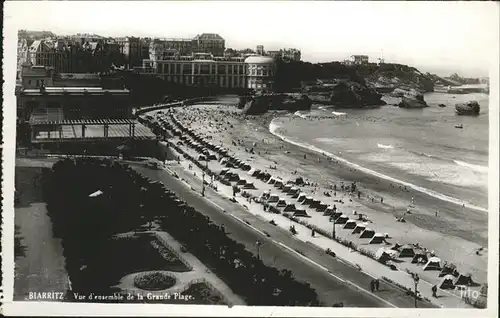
[
  {"left": 370, "top": 280, "right": 375, "bottom": 292},
  {"left": 380, "top": 197, "right": 384, "bottom": 204},
  {"left": 431, "top": 285, "right": 438, "bottom": 298}
]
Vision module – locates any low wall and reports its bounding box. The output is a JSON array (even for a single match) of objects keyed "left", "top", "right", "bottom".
[{"left": 153, "top": 232, "right": 194, "bottom": 271}]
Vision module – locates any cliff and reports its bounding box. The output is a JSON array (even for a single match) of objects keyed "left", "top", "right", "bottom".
[
  {"left": 239, "top": 94, "right": 312, "bottom": 115},
  {"left": 305, "top": 80, "right": 385, "bottom": 107},
  {"left": 273, "top": 60, "right": 435, "bottom": 95}
]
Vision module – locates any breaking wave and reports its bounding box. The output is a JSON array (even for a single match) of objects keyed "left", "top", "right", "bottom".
[
  {"left": 453, "top": 160, "right": 489, "bottom": 173},
  {"left": 377, "top": 143, "right": 394, "bottom": 149},
  {"left": 332, "top": 111, "right": 347, "bottom": 116},
  {"left": 268, "top": 118, "right": 488, "bottom": 213},
  {"left": 294, "top": 111, "right": 308, "bottom": 119}
]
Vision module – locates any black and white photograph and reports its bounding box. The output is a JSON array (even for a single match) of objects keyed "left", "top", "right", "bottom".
[{"left": 1, "top": 1, "right": 499, "bottom": 317}]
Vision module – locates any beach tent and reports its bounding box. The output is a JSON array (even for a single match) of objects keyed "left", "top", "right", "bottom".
[
  {"left": 219, "top": 158, "right": 228, "bottom": 164},
  {"left": 343, "top": 219, "right": 357, "bottom": 230},
  {"left": 309, "top": 199, "right": 321, "bottom": 208},
  {"left": 423, "top": 257, "right": 442, "bottom": 271},
  {"left": 297, "top": 193, "right": 307, "bottom": 202},
  {"left": 316, "top": 203, "right": 328, "bottom": 212},
  {"left": 248, "top": 169, "right": 260, "bottom": 177},
  {"left": 302, "top": 196, "right": 314, "bottom": 205},
  {"left": 331, "top": 212, "right": 343, "bottom": 220},
  {"left": 274, "top": 180, "right": 284, "bottom": 189},
  {"left": 268, "top": 194, "right": 280, "bottom": 203},
  {"left": 375, "top": 248, "right": 396, "bottom": 264},
  {"left": 293, "top": 209, "right": 309, "bottom": 217},
  {"left": 439, "top": 263, "right": 458, "bottom": 277},
  {"left": 261, "top": 173, "right": 272, "bottom": 182},
  {"left": 398, "top": 244, "right": 416, "bottom": 258},
  {"left": 335, "top": 214, "right": 349, "bottom": 224},
  {"left": 243, "top": 182, "right": 256, "bottom": 189},
  {"left": 282, "top": 184, "right": 293, "bottom": 193},
  {"left": 439, "top": 274, "right": 455, "bottom": 290},
  {"left": 219, "top": 168, "right": 230, "bottom": 176},
  {"left": 288, "top": 187, "right": 299, "bottom": 195},
  {"left": 411, "top": 251, "right": 428, "bottom": 264},
  {"left": 352, "top": 222, "right": 367, "bottom": 234},
  {"left": 369, "top": 233, "right": 386, "bottom": 244},
  {"left": 89, "top": 190, "right": 103, "bottom": 197},
  {"left": 284, "top": 204, "right": 296, "bottom": 212},
  {"left": 454, "top": 273, "right": 473, "bottom": 286},
  {"left": 236, "top": 179, "right": 247, "bottom": 186},
  {"left": 360, "top": 228, "right": 375, "bottom": 239},
  {"left": 242, "top": 164, "right": 251, "bottom": 171},
  {"left": 324, "top": 206, "right": 334, "bottom": 216},
  {"left": 267, "top": 177, "right": 277, "bottom": 185},
  {"left": 276, "top": 199, "right": 287, "bottom": 208}
]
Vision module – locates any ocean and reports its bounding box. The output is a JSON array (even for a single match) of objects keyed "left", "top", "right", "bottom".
[{"left": 269, "top": 89, "right": 490, "bottom": 211}]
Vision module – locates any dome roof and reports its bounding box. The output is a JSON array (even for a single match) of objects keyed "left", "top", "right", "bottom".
[{"left": 244, "top": 55, "right": 275, "bottom": 64}]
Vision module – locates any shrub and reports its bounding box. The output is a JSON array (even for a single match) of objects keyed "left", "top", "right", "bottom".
[{"left": 133, "top": 272, "right": 176, "bottom": 291}]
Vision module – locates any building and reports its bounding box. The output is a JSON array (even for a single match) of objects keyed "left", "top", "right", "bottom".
[
  {"left": 245, "top": 55, "right": 276, "bottom": 91},
  {"left": 264, "top": 48, "right": 301, "bottom": 62},
  {"left": 19, "top": 64, "right": 54, "bottom": 90},
  {"left": 256, "top": 45, "right": 265, "bottom": 55},
  {"left": 141, "top": 53, "right": 247, "bottom": 88},
  {"left": 349, "top": 55, "right": 369, "bottom": 65},
  {"left": 140, "top": 53, "right": 275, "bottom": 92},
  {"left": 115, "top": 37, "right": 144, "bottom": 68},
  {"left": 193, "top": 33, "right": 225, "bottom": 56}
]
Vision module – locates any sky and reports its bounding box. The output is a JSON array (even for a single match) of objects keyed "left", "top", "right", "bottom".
[{"left": 4, "top": 1, "right": 499, "bottom": 77}]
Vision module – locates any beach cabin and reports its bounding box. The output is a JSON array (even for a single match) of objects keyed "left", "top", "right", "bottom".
[
  {"left": 302, "top": 196, "right": 314, "bottom": 205},
  {"left": 274, "top": 180, "right": 284, "bottom": 189},
  {"left": 439, "top": 275, "right": 455, "bottom": 290},
  {"left": 398, "top": 244, "right": 416, "bottom": 258},
  {"left": 343, "top": 219, "right": 357, "bottom": 230},
  {"left": 454, "top": 273, "right": 473, "bottom": 286},
  {"left": 243, "top": 182, "right": 256, "bottom": 189},
  {"left": 352, "top": 222, "right": 367, "bottom": 234},
  {"left": 197, "top": 155, "right": 207, "bottom": 161},
  {"left": 242, "top": 164, "right": 251, "bottom": 171},
  {"left": 236, "top": 179, "right": 247, "bottom": 186},
  {"left": 260, "top": 172, "right": 272, "bottom": 182},
  {"left": 369, "top": 233, "right": 386, "bottom": 244},
  {"left": 268, "top": 194, "right": 280, "bottom": 203},
  {"left": 224, "top": 173, "right": 240, "bottom": 182},
  {"left": 316, "top": 203, "right": 328, "bottom": 212},
  {"left": 423, "top": 257, "right": 442, "bottom": 271},
  {"left": 219, "top": 168, "right": 230, "bottom": 176},
  {"left": 284, "top": 204, "right": 296, "bottom": 212},
  {"left": 293, "top": 209, "right": 309, "bottom": 218},
  {"left": 335, "top": 214, "right": 349, "bottom": 224},
  {"left": 220, "top": 158, "right": 228, "bottom": 165},
  {"left": 297, "top": 193, "right": 307, "bottom": 203},
  {"left": 411, "top": 251, "right": 428, "bottom": 264},
  {"left": 276, "top": 199, "right": 287, "bottom": 208},
  {"left": 359, "top": 228, "right": 375, "bottom": 239}
]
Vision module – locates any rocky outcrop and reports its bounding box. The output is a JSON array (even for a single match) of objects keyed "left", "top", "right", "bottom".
[
  {"left": 455, "top": 101, "right": 480, "bottom": 115},
  {"left": 240, "top": 94, "right": 312, "bottom": 115},
  {"left": 305, "top": 80, "right": 385, "bottom": 108},
  {"left": 398, "top": 90, "right": 428, "bottom": 108}
]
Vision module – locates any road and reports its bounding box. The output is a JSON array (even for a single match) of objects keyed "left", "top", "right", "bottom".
[{"left": 133, "top": 163, "right": 434, "bottom": 308}]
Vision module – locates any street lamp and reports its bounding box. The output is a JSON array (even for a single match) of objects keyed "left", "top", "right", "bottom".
[
  {"left": 411, "top": 273, "right": 420, "bottom": 308},
  {"left": 331, "top": 217, "right": 336, "bottom": 239},
  {"left": 255, "top": 240, "right": 262, "bottom": 260},
  {"left": 201, "top": 159, "right": 208, "bottom": 197}
]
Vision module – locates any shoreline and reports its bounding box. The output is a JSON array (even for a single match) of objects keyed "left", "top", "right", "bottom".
[
  {"left": 268, "top": 117, "right": 488, "bottom": 213},
  {"left": 167, "top": 103, "right": 488, "bottom": 284}
]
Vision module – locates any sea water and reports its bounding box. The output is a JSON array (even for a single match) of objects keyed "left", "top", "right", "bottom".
[{"left": 270, "top": 91, "right": 490, "bottom": 210}]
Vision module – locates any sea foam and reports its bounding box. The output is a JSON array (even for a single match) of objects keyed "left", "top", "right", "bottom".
[
  {"left": 268, "top": 118, "right": 488, "bottom": 213},
  {"left": 377, "top": 143, "right": 394, "bottom": 149},
  {"left": 453, "top": 160, "right": 489, "bottom": 173}
]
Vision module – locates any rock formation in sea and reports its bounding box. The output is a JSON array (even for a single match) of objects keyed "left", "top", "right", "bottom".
[
  {"left": 397, "top": 90, "right": 429, "bottom": 108},
  {"left": 455, "top": 100, "right": 480, "bottom": 115},
  {"left": 239, "top": 94, "right": 313, "bottom": 115}
]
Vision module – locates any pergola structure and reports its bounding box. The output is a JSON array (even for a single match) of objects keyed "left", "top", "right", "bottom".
[{"left": 30, "top": 117, "right": 156, "bottom": 144}]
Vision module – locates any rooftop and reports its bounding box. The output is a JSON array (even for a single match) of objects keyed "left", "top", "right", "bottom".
[{"left": 20, "top": 87, "right": 130, "bottom": 95}]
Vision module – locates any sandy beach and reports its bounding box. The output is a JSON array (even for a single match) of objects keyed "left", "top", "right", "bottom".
[{"left": 158, "top": 101, "right": 488, "bottom": 289}]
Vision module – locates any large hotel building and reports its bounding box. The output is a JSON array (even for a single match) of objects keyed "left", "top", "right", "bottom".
[{"left": 141, "top": 52, "right": 276, "bottom": 91}]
